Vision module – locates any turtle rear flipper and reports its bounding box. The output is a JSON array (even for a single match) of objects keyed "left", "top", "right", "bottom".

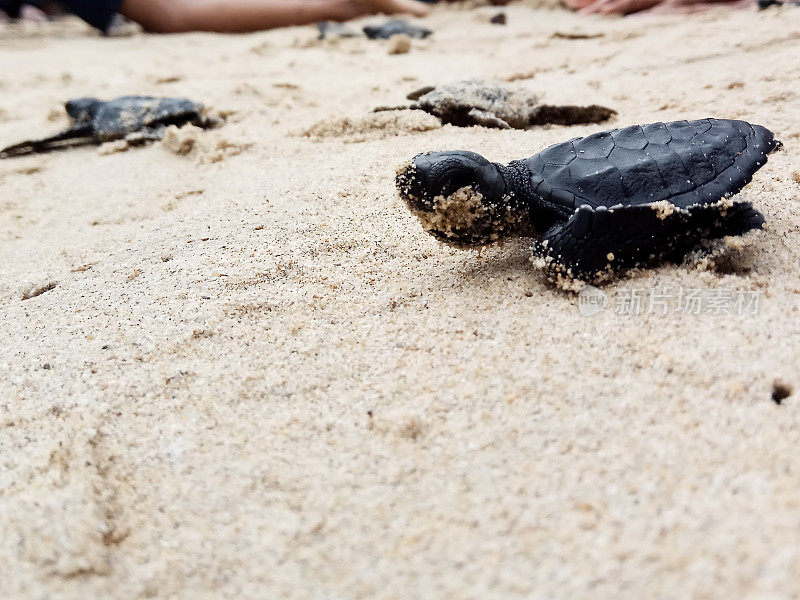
[
  {"left": 466, "top": 108, "right": 511, "bottom": 129},
  {"left": 0, "top": 124, "right": 94, "bottom": 159},
  {"left": 533, "top": 200, "right": 764, "bottom": 283},
  {"left": 124, "top": 125, "right": 167, "bottom": 144},
  {"left": 529, "top": 104, "right": 616, "bottom": 126}
]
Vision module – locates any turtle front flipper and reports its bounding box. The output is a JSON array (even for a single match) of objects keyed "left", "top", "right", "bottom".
[
  {"left": 0, "top": 124, "right": 94, "bottom": 159},
  {"left": 533, "top": 199, "right": 765, "bottom": 284},
  {"left": 373, "top": 104, "right": 418, "bottom": 113},
  {"left": 466, "top": 108, "right": 511, "bottom": 129}
]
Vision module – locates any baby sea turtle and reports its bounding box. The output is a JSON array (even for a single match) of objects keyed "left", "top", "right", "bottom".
[
  {"left": 0, "top": 96, "right": 216, "bottom": 158},
  {"left": 375, "top": 80, "right": 615, "bottom": 129},
  {"left": 363, "top": 19, "right": 432, "bottom": 39},
  {"left": 317, "top": 21, "right": 359, "bottom": 40},
  {"left": 396, "top": 118, "right": 779, "bottom": 284}
]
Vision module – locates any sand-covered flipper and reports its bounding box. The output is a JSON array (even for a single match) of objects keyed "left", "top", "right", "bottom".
[{"left": 533, "top": 200, "right": 765, "bottom": 283}]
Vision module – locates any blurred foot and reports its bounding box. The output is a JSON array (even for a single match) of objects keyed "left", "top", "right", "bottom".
[
  {"left": 578, "top": 0, "right": 752, "bottom": 13},
  {"left": 639, "top": 0, "right": 754, "bottom": 13}
]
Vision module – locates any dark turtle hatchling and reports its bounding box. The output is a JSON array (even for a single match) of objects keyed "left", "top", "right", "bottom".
[
  {"left": 363, "top": 19, "right": 432, "bottom": 40},
  {"left": 0, "top": 96, "right": 216, "bottom": 158},
  {"left": 317, "top": 20, "right": 359, "bottom": 39},
  {"left": 396, "top": 118, "right": 780, "bottom": 284},
  {"left": 375, "top": 80, "right": 615, "bottom": 129}
]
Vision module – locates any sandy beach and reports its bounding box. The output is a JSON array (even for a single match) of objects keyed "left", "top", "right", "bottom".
[{"left": 1, "top": 4, "right": 800, "bottom": 598}]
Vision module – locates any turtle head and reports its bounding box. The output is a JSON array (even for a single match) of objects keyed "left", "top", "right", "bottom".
[
  {"left": 65, "top": 98, "right": 102, "bottom": 123},
  {"left": 396, "top": 150, "right": 525, "bottom": 247}
]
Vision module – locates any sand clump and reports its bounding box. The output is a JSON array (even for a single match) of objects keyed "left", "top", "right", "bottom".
[
  {"left": 387, "top": 33, "right": 412, "bottom": 54},
  {"left": 413, "top": 186, "right": 489, "bottom": 237},
  {"left": 159, "top": 125, "right": 251, "bottom": 162},
  {"left": 302, "top": 110, "right": 441, "bottom": 141},
  {"left": 688, "top": 229, "right": 763, "bottom": 275},
  {"left": 161, "top": 124, "right": 202, "bottom": 155},
  {"left": 651, "top": 199, "right": 680, "bottom": 220},
  {"left": 97, "top": 139, "right": 131, "bottom": 155}
]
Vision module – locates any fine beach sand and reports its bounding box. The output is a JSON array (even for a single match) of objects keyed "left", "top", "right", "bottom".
[{"left": 1, "top": 5, "right": 800, "bottom": 598}]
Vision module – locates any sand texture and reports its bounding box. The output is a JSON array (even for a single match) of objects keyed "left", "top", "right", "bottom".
[{"left": 2, "top": 4, "right": 800, "bottom": 599}]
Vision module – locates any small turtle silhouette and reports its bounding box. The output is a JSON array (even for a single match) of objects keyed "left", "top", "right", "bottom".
[
  {"left": 396, "top": 118, "right": 780, "bottom": 284},
  {"left": 317, "top": 21, "right": 359, "bottom": 39},
  {"left": 363, "top": 19, "right": 432, "bottom": 39},
  {"left": 0, "top": 96, "right": 216, "bottom": 158},
  {"left": 375, "top": 80, "right": 615, "bottom": 129}
]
